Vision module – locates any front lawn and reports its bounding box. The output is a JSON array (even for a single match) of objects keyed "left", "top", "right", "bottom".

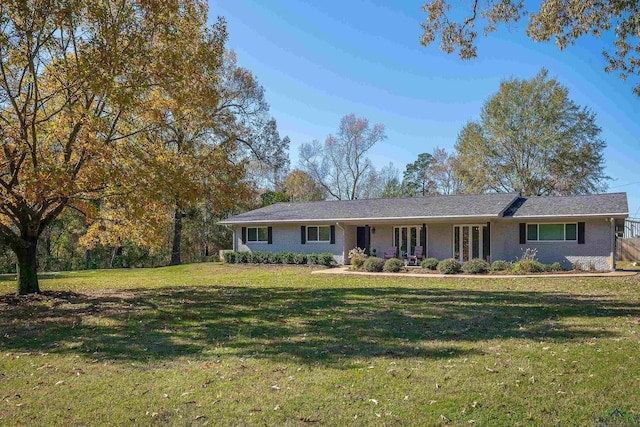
[{"left": 1, "top": 264, "right": 639, "bottom": 426}]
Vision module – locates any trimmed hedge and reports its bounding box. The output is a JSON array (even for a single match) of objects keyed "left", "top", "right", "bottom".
[
  {"left": 491, "top": 260, "right": 512, "bottom": 272},
  {"left": 363, "top": 257, "right": 385, "bottom": 272},
  {"left": 512, "top": 259, "right": 546, "bottom": 274},
  {"left": 383, "top": 258, "right": 405, "bottom": 272},
  {"left": 437, "top": 258, "right": 462, "bottom": 274},
  {"left": 462, "top": 258, "right": 490, "bottom": 274},
  {"left": 223, "top": 251, "right": 335, "bottom": 267},
  {"left": 420, "top": 258, "right": 439, "bottom": 270},
  {"left": 351, "top": 257, "right": 366, "bottom": 270},
  {"left": 547, "top": 261, "right": 565, "bottom": 272}
]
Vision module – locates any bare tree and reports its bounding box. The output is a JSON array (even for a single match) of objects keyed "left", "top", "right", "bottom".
[{"left": 298, "top": 114, "right": 386, "bottom": 200}]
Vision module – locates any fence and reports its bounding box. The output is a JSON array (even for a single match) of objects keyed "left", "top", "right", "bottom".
[
  {"left": 617, "top": 238, "right": 640, "bottom": 261},
  {"left": 623, "top": 218, "right": 640, "bottom": 238}
]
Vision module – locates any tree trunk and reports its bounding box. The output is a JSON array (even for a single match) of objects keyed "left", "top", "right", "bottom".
[
  {"left": 15, "top": 236, "right": 40, "bottom": 295},
  {"left": 170, "top": 204, "right": 183, "bottom": 266},
  {"left": 109, "top": 247, "right": 122, "bottom": 268}
]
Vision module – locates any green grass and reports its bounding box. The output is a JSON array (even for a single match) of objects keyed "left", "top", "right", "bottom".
[
  {"left": 1, "top": 264, "right": 640, "bottom": 426},
  {"left": 617, "top": 260, "right": 640, "bottom": 271}
]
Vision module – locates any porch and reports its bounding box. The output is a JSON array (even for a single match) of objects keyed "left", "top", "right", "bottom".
[{"left": 341, "top": 222, "right": 491, "bottom": 265}]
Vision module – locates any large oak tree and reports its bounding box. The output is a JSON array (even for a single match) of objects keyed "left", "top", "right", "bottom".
[
  {"left": 454, "top": 69, "right": 609, "bottom": 196},
  {"left": 0, "top": 0, "right": 222, "bottom": 294}
]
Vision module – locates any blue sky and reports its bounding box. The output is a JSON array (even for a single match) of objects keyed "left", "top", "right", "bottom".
[{"left": 208, "top": 0, "right": 640, "bottom": 216}]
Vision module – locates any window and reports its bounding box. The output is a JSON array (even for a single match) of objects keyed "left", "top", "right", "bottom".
[
  {"left": 527, "top": 223, "right": 577, "bottom": 242},
  {"left": 453, "top": 225, "right": 485, "bottom": 262},
  {"left": 247, "top": 227, "right": 269, "bottom": 243},
  {"left": 307, "top": 225, "right": 330, "bottom": 242}
]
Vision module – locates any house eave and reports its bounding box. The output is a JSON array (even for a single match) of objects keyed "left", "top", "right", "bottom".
[
  {"left": 218, "top": 214, "right": 503, "bottom": 226},
  {"left": 506, "top": 213, "right": 629, "bottom": 220}
]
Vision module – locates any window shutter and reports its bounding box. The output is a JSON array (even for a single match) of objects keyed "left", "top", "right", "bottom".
[
  {"left": 519, "top": 223, "right": 526, "bottom": 244},
  {"left": 364, "top": 225, "right": 370, "bottom": 250},
  {"left": 578, "top": 222, "right": 585, "bottom": 244},
  {"left": 301, "top": 226, "right": 306, "bottom": 244},
  {"left": 483, "top": 222, "right": 491, "bottom": 261},
  {"left": 420, "top": 224, "right": 427, "bottom": 249},
  {"left": 241, "top": 227, "right": 247, "bottom": 244},
  {"left": 267, "top": 226, "right": 273, "bottom": 244},
  {"left": 330, "top": 225, "right": 335, "bottom": 244}
]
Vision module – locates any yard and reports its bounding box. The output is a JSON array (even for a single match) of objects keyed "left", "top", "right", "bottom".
[{"left": 1, "top": 264, "right": 640, "bottom": 426}]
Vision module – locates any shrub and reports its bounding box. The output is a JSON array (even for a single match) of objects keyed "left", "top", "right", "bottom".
[
  {"left": 281, "top": 251, "right": 296, "bottom": 264},
  {"left": 266, "top": 252, "right": 282, "bottom": 264},
  {"left": 293, "top": 253, "right": 307, "bottom": 264},
  {"left": 351, "top": 257, "right": 365, "bottom": 270},
  {"left": 348, "top": 247, "right": 368, "bottom": 260},
  {"left": 547, "top": 261, "right": 565, "bottom": 272},
  {"left": 462, "top": 258, "right": 490, "bottom": 274},
  {"left": 363, "top": 257, "right": 385, "bottom": 272},
  {"left": 316, "top": 253, "right": 335, "bottom": 267},
  {"left": 437, "top": 258, "right": 461, "bottom": 274},
  {"left": 491, "top": 260, "right": 512, "bottom": 272},
  {"left": 306, "top": 253, "right": 318, "bottom": 264},
  {"left": 223, "top": 251, "right": 236, "bottom": 264},
  {"left": 512, "top": 259, "right": 545, "bottom": 274},
  {"left": 249, "top": 251, "right": 265, "bottom": 263},
  {"left": 383, "top": 258, "right": 405, "bottom": 272},
  {"left": 519, "top": 247, "right": 538, "bottom": 261},
  {"left": 348, "top": 247, "right": 368, "bottom": 270},
  {"left": 421, "top": 257, "right": 439, "bottom": 270}
]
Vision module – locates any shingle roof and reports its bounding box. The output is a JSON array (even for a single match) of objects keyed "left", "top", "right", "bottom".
[
  {"left": 219, "top": 192, "right": 629, "bottom": 225},
  {"left": 219, "top": 193, "right": 520, "bottom": 224},
  {"left": 503, "top": 192, "right": 628, "bottom": 218}
]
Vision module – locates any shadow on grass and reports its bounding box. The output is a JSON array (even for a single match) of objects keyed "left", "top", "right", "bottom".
[{"left": 0, "top": 286, "right": 637, "bottom": 366}]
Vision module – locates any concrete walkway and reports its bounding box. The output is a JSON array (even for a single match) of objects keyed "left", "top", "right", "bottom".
[{"left": 311, "top": 266, "right": 638, "bottom": 279}]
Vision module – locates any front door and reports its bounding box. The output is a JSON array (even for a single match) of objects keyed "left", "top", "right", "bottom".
[
  {"left": 453, "top": 225, "right": 485, "bottom": 262},
  {"left": 356, "top": 226, "right": 370, "bottom": 254}
]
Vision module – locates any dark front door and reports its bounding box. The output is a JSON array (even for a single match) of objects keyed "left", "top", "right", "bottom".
[{"left": 356, "top": 226, "right": 371, "bottom": 254}]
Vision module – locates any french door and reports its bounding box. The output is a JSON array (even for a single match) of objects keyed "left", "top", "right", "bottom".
[
  {"left": 394, "top": 226, "right": 423, "bottom": 258},
  {"left": 453, "top": 225, "right": 485, "bottom": 263}
]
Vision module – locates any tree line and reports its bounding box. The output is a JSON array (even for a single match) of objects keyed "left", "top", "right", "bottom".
[{"left": 292, "top": 69, "right": 608, "bottom": 202}]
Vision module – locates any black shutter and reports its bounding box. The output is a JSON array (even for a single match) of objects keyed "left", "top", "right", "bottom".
[
  {"left": 241, "top": 227, "right": 247, "bottom": 244},
  {"left": 364, "top": 225, "right": 370, "bottom": 251},
  {"left": 578, "top": 222, "right": 585, "bottom": 244},
  {"left": 330, "top": 225, "right": 335, "bottom": 244},
  {"left": 420, "top": 224, "right": 427, "bottom": 249},
  {"left": 301, "top": 226, "right": 306, "bottom": 244},
  {"left": 519, "top": 223, "right": 526, "bottom": 244},
  {"left": 483, "top": 222, "right": 491, "bottom": 262},
  {"left": 267, "top": 226, "right": 273, "bottom": 244}
]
